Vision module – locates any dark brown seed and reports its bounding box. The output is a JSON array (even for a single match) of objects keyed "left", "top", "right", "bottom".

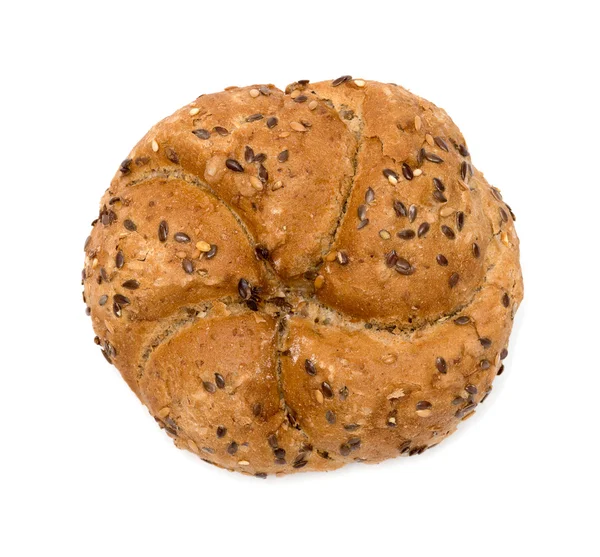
[
  {"left": 480, "top": 388, "right": 492, "bottom": 403},
  {"left": 274, "top": 448, "right": 286, "bottom": 459},
  {"left": 294, "top": 95, "right": 307, "bottom": 103},
  {"left": 472, "top": 243, "right": 480, "bottom": 258},
  {"left": 479, "top": 337, "right": 492, "bottom": 348},
  {"left": 357, "top": 218, "right": 369, "bottom": 230},
  {"left": 253, "top": 403, "right": 263, "bottom": 417},
  {"left": 408, "top": 204, "right": 417, "bottom": 223},
  {"left": 465, "top": 384, "right": 478, "bottom": 395},
  {"left": 255, "top": 246, "right": 270, "bottom": 260},
  {"left": 101, "top": 349, "right": 112, "bottom": 364},
  {"left": 253, "top": 153, "right": 267, "bottom": 163},
  {"left": 497, "top": 364, "right": 505, "bottom": 376},
  {"left": 205, "top": 244, "right": 218, "bottom": 259},
  {"left": 424, "top": 151, "right": 444, "bottom": 163},
  {"left": 433, "top": 190, "right": 447, "bottom": 203},
  {"left": 399, "top": 440, "right": 411, "bottom": 454},
  {"left": 113, "top": 294, "right": 130, "bottom": 307},
  {"left": 397, "top": 229, "right": 416, "bottom": 240},
  {"left": 226, "top": 159, "right": 244, "bottom": 172},
  {"left": 113, "top": 301, "right": 122, "bottom": 318},
  {"left": 402, "top": 163, "right": 413, "bottom": 180},
  {"left": 216, "top": 425, "right": 227, "bottom": 438},
  {"left": 332, "top": 75, "right": 352, "bottom": 86},
  {"left": 266, "top": 117, "right": 278, "bottom": 129},
  {"left": 383, "top": 168, "right": 399, "bottom": 181},
  {"left": 274, "top": 458, "right": 286, "bottom": 465},
  {"left": 238, "top": 278, "right": 251, "bottom": 300},
  {"left": 357, "top": 204, "right": 367, "bottom": 220},
  {"left": 340, "top": 443, "right": 351, "bottom": 456},
  {"left": 244, "top": 146, "right": 255, "bottom": 163},
  {"left": 395, "top": 257, "right": 415, "bottom": 275},
  {"left": 384, "top": 250, "right": 398, "bottom": 268},
  {"left": 387, "top": 410, "right": 397, "bottom": 427},
  {"left": 98, "top": 295, "right": 108, "bottom": 306},
  {"left": 304, "top": 270, "right": 318, "bottom": 281},
  {"left": 448, "top": 272, "right": 460, "bottom": 288},
  {"left": 500, "top": 348, "right": 508, "bottom": 360},
  {"left": 100, "top": 267, "right": 109, "bottom": 282},
  {"left": 417, "top": 222, "right": 430, "bottom": 238},
  {"left": 203, "top": 381, "right": 216, "bottom": 394},
  {"left": 227, "top": 441, "right": 238, "bottom": 455},
  {"left": 480, "top": 359, "right": 491, "bottom": 369},
  {"left": 214, "top": 126, "right": 229, "bottom": 136},
  {"left": 119, "top": 158, "right": 132, "bottom": 174},
  {"left": 365, "top": 187, "right": 375, "bottom": 204},
  {"left": 344, "top": 424, "right": 360, "bottom": 432},
  {"left": 499, "top": 207, "right": 509, "bottom": 222},
  {"left": 255, "top": 472, "right": 267, "bottom": 479},
  {"left": 502, "top": 293, "right": 510, "bottom": 307},
  {"left": 135, "top": 156, "right": 149, "bottom": 167},
  {"left": 84, "top": 236, "right": 91, "bottom": 251},
  {"left": 456, "top": 212, "right": 465, "bottom": 231},
  {"left": 339, "top": 386, "right": 349, "bottom": 400},
  {"left": 416, "top": 401, "right": 432, "bottom": 410},
  {"left": 267, "top": 434, "right": 278, "bottom": 449},
  {"left": 116, "top": 250, "right": 124, "bottom": 269},
  {"left": 393, "top": 200, "right": 407, "bottom": 217},
  {"left": 292, "top": 459, "right": 308, "bottom": 469},
  {"left": 246, "top": 113, "right": 263, "bottom": 122},
  {"left": 305, "top": 359, "right": 316, "bottom": 376},
  {"left": 441, "top": 225, "right": 455, "bottom": 239},
  {"left": 278, "top": 150, "right": 289, "bottom": 163},
  {"left": 174, "top": 232, "right": 190, "bottom": 243},
  {"left": 436, "top": 254, "right": 448, "bottom": 266},
  {"left": 337, "top": 251, "right": 349, "bottom": 265},
  {"left": 258, "top": 164, "right": 268, "bottom": 183},
  {"left": 457, "top": 144, "right": 470, "bottom": 157},
  {"left": 321, "top": 382, "right": 334, "bottom": 398},
  {"left": 454, "top": 316, "right": 471, "bottom": 325},
  {"left": 182, "top": 258, "right": 194, "bottom": 274},
  {"left": 460, "top": 161, "right": 470, "bottom": 181},
  {"left": 434, "top": 136, "right": 449, "bottom": 152},
  {"left": 123, "top": 219, "right": 136, "bottom": 231},
  {"left": 192, "top": 129, "right": 211, "bottom": 140},
  {"left": 165, "top": 148, "right": 179, "bottom": 164},
  {"left": 158, "top": 220, "right": 168, "bottom": 242},
  {"left": 436, "top": 357, "right": 447, "bottom": 374},
  {"left": 325, "top": 410, "right": 336, "bottom": 424},
  {"left": 121, "top": 279, "right": 139, "bottom": 290},
  {"left": 347, "top": 437, "right": 361, "bottom": 449},
  {"left": 215, "top": 373, "right": 225, "bottom": 389},
  {"left": 433, "top": 178, "right": 445, "bottom": 191},
  {"left": 452, "top": 397, "right": 464, "bottom": 406}
]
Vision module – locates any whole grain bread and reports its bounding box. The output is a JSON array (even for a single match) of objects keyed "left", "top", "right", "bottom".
[{"left": 82, "top": 77, "right": 523, "bottom": 476}]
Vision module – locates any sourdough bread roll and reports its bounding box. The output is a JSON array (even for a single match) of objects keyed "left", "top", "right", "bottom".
[{"left": 82, "top": 77, "right": 523, "bottom": 476}]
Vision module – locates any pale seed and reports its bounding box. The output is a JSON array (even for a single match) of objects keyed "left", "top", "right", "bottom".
[
  {"left": 308, "top": 100, "right": 318, "bottom": 110},
  {"left": 379, "top": 230, "right": 391, "bottom": 240},
  {"left": 238, "top": 460, "right": 250, "bottom": 466},
  {"left": 415, "top": 115, "right": 422, "bottom": 131},
  {"left": 189, "top": 107, "right": 200, "bottom": 116},
  {"left": 290, "top": 121, "right": 307, "bottom": 132},
  {"left": 314, "top": 275, "right": 325, "bottom": 289},
  {"left": 250, "top": 176, "right": 264, "bottom": 190},
  {"left": 196, "top": 241, "right": 211, "bottom": 252},
  {"left": 387, "top": 388, "right": 405, "bottom": 399},
  {"left": 249, "top": 88, "right": 260, "bottom": 98},
  {"left": 413, "top": 169, "right": 423, "bottom": 176},
  {"left": 315, "top": 390, "right": 324, "bottom": 404},
  {"left": 158, "top": 407, "right": 170, "bottom": 418},
  {"left": 325, "top": 252, "right": 337, "bottom": 262},
  {"left": 388, "top": 174, "right": 398, "bottom": 185},
  {"left": 425, "top": 134, "right": 434, "bottom": 146},
  {"left": 290, "top": 89, "right": 301, "bottom": 99},
  {"left": 272, "top": 181, "right": 284, "bottom": 191},
  {"left": 151, "top": 139, "right": 159, "bottom": 152},
  {"left": 382, "top": 353, "right": 397, "bottom": 364},
  {"left": 416, "top": 409, "right": 432, "bottom": 418},
  {"left": 354, "top": 79, "right": 366, "bottom": 87}
]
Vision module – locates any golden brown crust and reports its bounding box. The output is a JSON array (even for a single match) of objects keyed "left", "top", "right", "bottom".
[{"left": 82, "top": 78, "right": 523, "bottom": 476}]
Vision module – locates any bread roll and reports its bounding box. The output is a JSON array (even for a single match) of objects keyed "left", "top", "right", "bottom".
[{"left": 82, "top": 77, "right": 523, "bottom": 476}]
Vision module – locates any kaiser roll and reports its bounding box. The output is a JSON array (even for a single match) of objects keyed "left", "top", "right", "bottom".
[{"left": 82, "top": 77, "right": 523, "bottom": 477}]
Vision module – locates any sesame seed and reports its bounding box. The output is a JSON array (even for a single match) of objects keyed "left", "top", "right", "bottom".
[
  {"left": 290, "top": 121, "right": 307, "bottom": 132},
  {"left": 379, "top": 230, "right": 391, "bottom": 240},
  {"left": 249, "top": 88, "right": 260, "bottom": 98},
  {"left": 354, "top": 79, "right": 365, "bottom": 87},
  {"left": 414, "top": 115, "right": 422, "bottom": 131},
  {"left": 238, "top": 460, "right": 250, "bottom": 466},
  {"left": 425, "top": 134, "right": 435, "bottom": 146},
  {"left": 189, "top": 107, "right": 200, "bottom": 116},
  {"left": 225, "top": 159, "right": 244, "bottom": 172},
  {"left": 151, "top": 139, "right": 159, "bottom": 152},
  {"left": 308, "top": 100, "right": 318, "bottom": 110},
  {"left": 413, "top": 169, "right": 423, "bottom": 176}
]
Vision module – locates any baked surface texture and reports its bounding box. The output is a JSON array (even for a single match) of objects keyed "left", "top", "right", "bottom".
[{"left": 82, "top": 78, "right": 523, "bottom": 476}]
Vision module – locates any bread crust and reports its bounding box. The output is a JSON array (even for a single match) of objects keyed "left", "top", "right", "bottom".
[{"left": 82, "top": 78, "right": 523, "bottom": 476}]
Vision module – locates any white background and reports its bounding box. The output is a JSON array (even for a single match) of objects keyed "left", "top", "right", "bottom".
[{"left": 1, "top": 1, "right": 598, "bottom": 555}]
